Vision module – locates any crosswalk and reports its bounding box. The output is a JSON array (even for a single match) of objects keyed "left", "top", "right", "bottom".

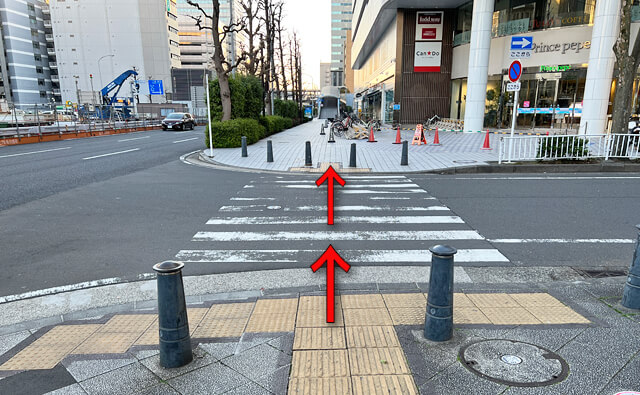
[{"left": 175, "top": 174, "right": 509, "bottom": 269}]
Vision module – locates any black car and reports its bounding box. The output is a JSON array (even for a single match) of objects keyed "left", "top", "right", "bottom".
[{"left": 162, "top": 112, "right": 196, "bottom": 131}]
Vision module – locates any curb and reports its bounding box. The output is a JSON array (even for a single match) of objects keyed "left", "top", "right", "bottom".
[{"left": 431, "top": 161, "right": 640, "bottom": 174}]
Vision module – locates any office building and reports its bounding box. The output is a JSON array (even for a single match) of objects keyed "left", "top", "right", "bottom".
[
  {"left": 319, "top": 62, "right": 331, "bottom": 91},
  {"left": 331, "top": 0, "right": 352, "bottom": 87}
]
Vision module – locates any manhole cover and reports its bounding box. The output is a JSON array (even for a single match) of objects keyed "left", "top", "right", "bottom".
[
  {"left": 453, "top": 160, "right": 477, "bottom": 164},
  {"left": 573, "top": 268, "right": 627, "bottom": 278},
  {"left": 459, "top": 339, "right": 568, "bottom": 387}
]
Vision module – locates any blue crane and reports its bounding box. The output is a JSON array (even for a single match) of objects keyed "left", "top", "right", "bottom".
[{"left": 96, "top": 69, "right": 139, "bottom": 119}]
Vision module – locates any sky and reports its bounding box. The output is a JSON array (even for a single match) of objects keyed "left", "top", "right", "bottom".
[{"left": 282, "top": 1, "right": 331, "bottom": 89}]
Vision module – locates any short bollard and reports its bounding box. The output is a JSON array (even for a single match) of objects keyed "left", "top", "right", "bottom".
[
  {"left": 622, "top": 225, "right": 640, "bottom": 309},
  {"left": 401, "top": 141, "right": 408, "bottom": 166},
  {"left": 241, "top": 136, "right": 248, "bottom": 157},
  {"left": 153, "top": 261, "right": 193, "bottom": 368},
  {"left": 267, "top": 140, "right": 274, "bottom": 162},
  {"left": 305, "top": 141, "right": 312, "bottom": 166},
  {"left": 349, "top": 143, "right": 357, "bottom": 167},
  {"left": 424, "top": 245, "right": 457, "bottom": 342},
  {"left": 320, "top": 124, "right": 326, "bottom": 135},
  {"left": 328, "top": 126, "right": 336, "bottom": 143}
]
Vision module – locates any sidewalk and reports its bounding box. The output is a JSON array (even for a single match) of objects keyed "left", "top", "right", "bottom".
[{"left": 0, "top": 267, "right": 638, "bottom": 394}]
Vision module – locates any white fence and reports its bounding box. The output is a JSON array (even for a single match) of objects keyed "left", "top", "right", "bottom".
[{"left": 498, "top": 134, "right": 640, "bottom": 163}]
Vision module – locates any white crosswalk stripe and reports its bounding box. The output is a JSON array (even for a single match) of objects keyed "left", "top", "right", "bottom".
[{"left": 175, "top": 175, "right": 509, "bottom": 267}]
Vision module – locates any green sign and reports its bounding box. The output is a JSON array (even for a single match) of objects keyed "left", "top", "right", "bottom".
[
  {"left": 540, "top": 65, "right": 572, "bottom": 72},
  {"left": 167, "top": 0, "right": 171, "bottom": 11}
]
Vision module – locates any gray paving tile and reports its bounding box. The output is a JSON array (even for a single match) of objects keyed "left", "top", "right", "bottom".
[
  {"left": 167, "top": 362, "right": 249, "bottom": 395},
  {"left": 199, "top": 341, "right": 238, "bottom": 361},
  {"left": 79, "top": 362, "right": 160, "bottom": 395},
  {"left": 598, "top": 352, "right": 640, "bottom": 394},
  {"left": 266, "top": 333, "right": 294, "bottom": 356},
  {"left": 135, "top": 383, "right": 181, "bottom": 395},
  {"left": 64, "top": 357, "right": 137, "bottom": 382},
  {"left": 223, "top": 380, "right": 272, "bottom": 395},
  {"left": 254, "top": 364, "right": 290, "bottom": 395},
  {"left": 222, "top": 343, "right": 291, "bottom": 381},
  {"left": 139, "top": 346, "right": 215, "bottom": 380},
  {"left": 419, "top": 361, "right": 507, "bottom": 395},
  {"left": 44, "top": 383, "right": 88, "bottom": 395},
  {"left": 0, "top": 330, "right": 31, "bottom": 356}
]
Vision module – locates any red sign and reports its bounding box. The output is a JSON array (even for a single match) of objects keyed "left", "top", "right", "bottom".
[
  {"left": 523, "top": 101, "right": 530, "bottom": 108},
  {"left": 508, "top": 60, "right": 522, "bottom": 83},
  {"left": 418, "top": 13, "right": 442, "bottom": 24},
  {"left": 421, "top": 28, "right": 437, "bottom": 40}
]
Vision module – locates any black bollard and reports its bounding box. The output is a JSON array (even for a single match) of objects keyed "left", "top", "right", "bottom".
[
  {"left": 241, "top": 136, "right": 248, "bottom": 157},
  {"left": 424, "top": 245, "right": 457, "bottom": 342},
  {"left": 305, "top": 141, "right": 312, "bottom": 166},
  {"left": 349, "top": 143, "right": 357, "bottom": 167},
  {"left": 153, "top": 261, "right": 193, "bottom": 368},
  {"left": 320, "top": 124, "right": 326, "bottom": 135},
  {"left": 267, "top": 140, "right": 274, "bottom": 162},
  {"left": 328, "top": 126, "right": 336, "bottom": 143},
  {"left": 401, "top": 141, "right": 408, "bottom": 166},
  {"left": 622, "top": 225, "right": 640, "bottom": 309}
]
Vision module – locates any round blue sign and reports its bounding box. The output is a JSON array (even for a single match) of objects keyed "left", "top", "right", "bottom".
[{"left": 509, "top": 61, "right": 522, "bottom": 83}]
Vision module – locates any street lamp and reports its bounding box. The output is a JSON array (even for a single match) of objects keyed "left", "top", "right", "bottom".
[{"left": 98, "top": 54, "right": 115, "bottom": 99}]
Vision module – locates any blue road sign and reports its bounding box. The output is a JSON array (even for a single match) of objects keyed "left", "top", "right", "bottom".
[
  {"left": 148, "top": 80, "right": 164, "bottom": 95},
  {"left": 393, "top": 104, "right": 401, "bottom": 110},
  {"left": 510, "top": 36, "right": 533, "bottom": 50}
]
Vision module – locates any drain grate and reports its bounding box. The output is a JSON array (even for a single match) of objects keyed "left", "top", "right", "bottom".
[{"left": 573, "top": 268, "right": 627, "bottom": 279}]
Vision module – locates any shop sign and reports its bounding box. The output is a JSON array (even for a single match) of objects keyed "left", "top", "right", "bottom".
[
  {"left": 518, "top": 107, "right": 582, "bottom": 115},
  {"left": 540, "top": 65, "right": 572, "bottom": 72},
  {"left": 532, "top": 40, "right": 590, "bottom": 54},
  {"left": 393, "top": 104, "right": 401, "bottom": 110},
  {"left": 531, "top": 13, "right": 591, "bottom": 29},
  {"left": 414, "top": 42, "right": 442, "bottom": 72},
  {"left": 497, "top": 19, "right": 530, "bottom": 37},
  {"left": 416, "top": 11, "right": 443, "bottom": 41},
  {"left": 523, "top": 101, "right": 530, "bottom": 108}
]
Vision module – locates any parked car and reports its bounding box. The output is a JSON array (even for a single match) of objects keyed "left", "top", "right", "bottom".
[{"left": 162, "top": 112, "right": 196, "bottom": 131}]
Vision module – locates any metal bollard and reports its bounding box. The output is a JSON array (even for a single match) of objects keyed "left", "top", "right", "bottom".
[
  {"left": 349, "top": 143, "right": 357, "bottom": 167},
  {"left": 241, "top": 136, "right": 248, "bottom": 157},
  {"left": 320, "top": 124, "right": 326, "bottom": 135},
  {"left": 401, "top": 141, "right": 408, "bottom": 166},
  {"left": 153, "top": 261, "right": 193, "bottom": 368},
  {"left": 305, "top": 141, "right": 312, "bottom": 166},
  {"left": 267, "top": 140, "right": 274, "bottom": 162},
  {"left": 327, "top": 126, "right": 336, "bottom": 143},
  {"left": 424, "top": 245, "right": 457, "bottom": 342},
  {"left": 622, "top": 224, "right": 640, "bottom": 309}
]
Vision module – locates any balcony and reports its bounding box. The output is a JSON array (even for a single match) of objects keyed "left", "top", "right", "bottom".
[
  {"left": 53, "top": 89, "right": 61, "bottom": 95},
  {"left": 47, "top": 47, "right": 56, "bottom": 56},
  {"left": 45, "top": 34, "right": 53, "bottom": 42},
  {"left": 51, "top": 76, "right": 59, "bottom": 83},
  {"left": 44, "top": 20, "right": 52, "bottom": 28},
  {"left": 49, "top": 62, "right": 57, "bottom": 69},
  {"left": 42, "top": 5, "right": 50, "bottom": 14}
]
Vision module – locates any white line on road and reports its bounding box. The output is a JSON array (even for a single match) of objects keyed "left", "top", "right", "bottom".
[
  {"left": 219, "top": 205, "right": 449, "bottom": 212},
  {"left": 230, "top": 197, "right": 277, "bottom": 201},
  {"left": 0, "top": 146, "right": 71, "bottom": 158},
  {"left": 206, "top": 215, "right": 464, "bottom": 225},
  {"left": 454, "top": 176, "right": 640, "bottom": 180},
  {"left": 118, "top": 136, "right": 150, "bottom": 142},
  {"left": 342, "top": 189, "right": 427, "bottom": 194},
  {"left": 343, "top": 175, "right": 407, "bottom": 179},
  {"left": 173, "top": 137, "right": 199, "bottom": 143},
  {"left": 193, "top": 230, "right": 484, "bottom": 241},
  {"left": 274, "top": 180, "right": 412, "bottom": 184},
  {"left": 283, "top": 184, "right": 420, "bottom": 189},
  {"left": 489, "top": 238, "right": 635, "bottom": 244},
  {"left": 82, "top": 148, "right": 140, "bottom": 160},
  {"left": 369, "top": 197, "right": 412, "bottom": 200}
]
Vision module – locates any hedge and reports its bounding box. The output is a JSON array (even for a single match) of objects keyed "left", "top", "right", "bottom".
[
  {"left": 259, "top": 115, "right": 291, "bottom": 135},
  {"left": 205, "top": 118, "right": 265, "bottom": 149},
  {"left": 274, "top": 99, "right": 299, "bottom": 119},
  {"left": 208, "top": 74, "right": 263, "bottom": 121}
]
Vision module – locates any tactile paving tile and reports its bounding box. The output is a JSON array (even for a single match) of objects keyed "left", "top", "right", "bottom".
[
  {"left": 382, "top": 293, "right": 426, "bottom": 308},
  {"left": 204, "top": 303, "right": 254, "bottom": 319},
  {"left": 245, "top": 313, "right": 296, "bottom": 332},
  {"left": 345, "top": 326, "right": 400, "bottom": 348},
  {"left": 291, "top": 350, "right": 350, "bottom": 378},
  {"left": 296, "top": 309, "right": 344, "bottom": 328},
  {"left": 341, "top": 294, "right": 386, "bottom": 309},
  {"left": 388, "top": 307, "right": 425, "bottom": 325},
  {"left": 187, "top": 308, "right": 210, "bottom": 329},
  {"left": 467, "top": 293, "right": 520, "bottom": 308},
  {"left": 480, "top": 307, "right": 543, "bottom": 325},
  {"left": 32, "top": 324, "right": 102, "bottom": 347},
  {"left": 510, "top": 293, "right": 566, "bottom": 308},
  {"left": 343, "top": 308, "right": 393, "bottom": 326},
  {"left": 453, "top": 293, "right": 475, "bottom": 308},
  {"left": 98, "top": 314, "right": 156, "bottom": 333},
  {"left": 72, "top": 332, "right": 143, "bottom": 354},
  {"left": 288, "top": 377, "right": 352, "bottom": 395},
  {"left": 352, "top": 375, "right": 418, "bottom": 395},
  {"left": 134, "top": 323, "right": 159, "bottom": 346},
  {"left": 192, "top": 318, "right": 248, "bottom": 338},
  {"left": 526, "top": 306, "right": 591, "bottom": 324},
  {"left": 348, "top": 348, "right": 410, "bottom": 375},
  {"left": 252, "top": 298, "right": 299, "bottom": 315},
  {"left": 453, "top": 307, "right": 491, "bottom": 324},
  {"left": 293, "top": 328, "right": 346, "bottom": 350}
]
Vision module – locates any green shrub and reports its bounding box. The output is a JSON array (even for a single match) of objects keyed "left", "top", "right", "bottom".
[
  {"left": 274, "top": 99, "right": 298, "bottom": 119},
  {"left": 208, "top": 74, "right": 264, "bottom": 121},
  {"left": 537, "top": 136, "right": 589, "bottom": 159},
  {"left": 259, "top": 115, "right": 293, "bottom": 136},
  {"left": 205, "top": 118, "right": 265, "bottom": 148}
]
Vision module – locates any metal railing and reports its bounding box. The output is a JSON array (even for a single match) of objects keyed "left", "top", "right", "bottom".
[{"left": 499, "top": 134, "right": 640, "bottom": 163}]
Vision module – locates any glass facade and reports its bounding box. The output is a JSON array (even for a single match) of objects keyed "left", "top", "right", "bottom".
[{"left": 331, "top": 0, "right": 353, "bottom": 86}]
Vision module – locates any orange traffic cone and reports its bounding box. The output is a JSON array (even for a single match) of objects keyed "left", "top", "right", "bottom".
[
  {"left": 481, "top": 130, "right": 492, "bottom": 150},
  {"left": 432, "top": 127, "right": 441, "bottom": 146},
  {"left": 392, "top": 126, "right": 402, "bottom": 144},
  {"left": 368, "top": 126, "right": 377, "bottom": 143},
  {"left": 546, "top": 131, "right": 549, "bottom": 136}
]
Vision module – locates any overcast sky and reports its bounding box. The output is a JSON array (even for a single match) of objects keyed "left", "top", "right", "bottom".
[{"left": 282, "top": 1, "right": 331, "bottom": 89}]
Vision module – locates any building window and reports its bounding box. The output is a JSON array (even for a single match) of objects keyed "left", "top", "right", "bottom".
[
  {"left": 38, "top": 79, "right": 45, "bottom": 86},
  {"left": 31, "top": 29, "right": 38, "bottom": 38},
  {"left": 32, "top": 42, "right": 40, "bottom": 49},
  {"left": 28, "top": 3, "right": 36, "bottom": 12},
  {"left": 34, "top": 54, "right": 41, "bottom": 61},
  {"left": 36, "top": 67, "right": 43, "bottom": 74},
  {"left": 30, "top": 17, "right": 37, "bottom": 25},
  {"left": 40, "top": 91, "right": 47, "bottom": 97}
]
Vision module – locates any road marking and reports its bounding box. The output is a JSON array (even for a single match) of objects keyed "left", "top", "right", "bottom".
[
  {"left": 230, "top": 197, "right": 277, "bottom": 201},
  {"left": 193, "top": 230, "right": 484, "bottom": 241},
  {"left": 274, "top": 179, "right": 412, "bottom": 184},
  {"left": 118, "top": 136, "right": 150, "bottom": 142},
  {"left": 343, "top": 175, "right": 406, "bottom": 179},
  {"left": 82, "top": 148, "right": 140, "bottom": 160},
  {"left": 453, "top": 176, "right": 640, "bottom": 180},
  {"left": 206, "top": 215, "right": 464, "bottom": 225},
  {"left": 176, "top": 249, "right": 508, "bottom": 263},
  {"left": 283, "top": 184, "right": 420, "bottom": 189},
  {"left": 369, "top": 197, "right": 412, "bottom": 200},
  {"left": 489, "top": 238, "right": 635, "bottom": 244},
  {"left": 219, "top": 205, "right": 449, "bottom": 212},
  {"left": 342, "top": 189, "right": 427, "bottom": 194},
  {"left": 173, "top": 137, "right": 198, "bottom": 143},
  {"left": 0, "top": 146, "right": 71, "bottom": 158}
]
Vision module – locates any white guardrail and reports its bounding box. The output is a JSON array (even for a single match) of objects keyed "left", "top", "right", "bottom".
[{"left": 498, "top": 134, "right": 640, "bottom": 163}]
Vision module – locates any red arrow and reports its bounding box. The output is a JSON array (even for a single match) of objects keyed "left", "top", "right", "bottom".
[
  {"left": 315, "top": 165, "right": 346, "bottom": 225},
  {"left": 311, "top": 245, "right": 351, "bottom": 323}
]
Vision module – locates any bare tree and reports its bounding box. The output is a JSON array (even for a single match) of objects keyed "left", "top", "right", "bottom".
[
  {"left": 275, "top": 3, "right": 288, "bottom": 100},
  {"left": 186, "top": 0, "right": 245, "bottom": 121},
  {"left": 239, "top": 0, "right": 262, "bottom": 76},
  {"left": 294, "top": 33, "right": 302, "bottom": 116},
  {"left": 288, "top": 36, "right": 297, "bottom": 107}
]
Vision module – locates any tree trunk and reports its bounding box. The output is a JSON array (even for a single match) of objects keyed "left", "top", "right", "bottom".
[
  {"left": 211, "top": 0, "right": 232, "bottom": 120},
  {"left": 263, "top": 0, "right": 273, "bottom": 115},
  {"left": 277, "top": 14, "right": 287, "bottom": 100}
]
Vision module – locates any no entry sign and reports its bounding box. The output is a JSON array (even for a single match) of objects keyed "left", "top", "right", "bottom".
[{"left": 508, "top": 61, "right": 522, "bottom": 83}]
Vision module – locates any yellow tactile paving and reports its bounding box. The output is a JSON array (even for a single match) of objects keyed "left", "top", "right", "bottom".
[
  {"left": 291, "top": 350, "right": 350, "bottom": 378},
  {"left": 31, "top": 324, "right": 102, "bottom": 347},
  {"left": 299, "top": 295, "right": 341, "bottom": 311},
  {"left": 481, "top": 307, "right": 543, "bottom": 325},
  {"left": 252, "top": 298, "right": 299, "bottom": 315},
  {"left": 382, "top": 293, "right": 426, "bottom": 308},
  {"left": 187, "top": 307, "right": 210, "bottom": 329},
  {"left": 454, "top": 293, "right": 475, "bottom": 307},
  {"left": 98, "top": 314, "right": 156, "bottom": 333},
  {"left": 192, "top": 318, "right": 248, "bottom": 338},
  {"left": 245, "top": 313, "right": 296, "bottom": 332},
  {"left": 343, "top": 308, "right": 393, "bottom": 326},
  {"left": 352, "top": 375, "right": 418, "bottom": 395},
  {"left": 388, "top": 307, "right": 425, "bottom": 325},
  {"left": 348, "top": 348, "right": 410, "bottom": 375},
  {"left": 296, "top": 309, "right": 344, "bottom": 328},
  {"left": 72, "top": 332, "right": 143, "bottom": 354},
  {"left": 288, "top": 377, "right": 352, "bottom": 395},
  {"left": 293, "top": 328, "right": 346, "bottom": 350},
  {"left": 345, "top": 326, "right": 400, "bottom": 349},
  {"left": 467, "top": 293, "right": 520, "bottom": 308},
  {"left": 510, "top": 293, "right": 566, "bottom": 308},
  {"left": 526, "top": 306, "right": 591, "bottom": 324},
  {"left": 204, "top": 302, "right": 254, "bottom": 319},
  {"left": 453, "top": 307, "right": 491, "bottom": 324},
  {"left": 134, "top": 323, "right": 159, "bottom": 346},
  {"left": 341, "top": 294, "right": 386, "bottom": 309}
]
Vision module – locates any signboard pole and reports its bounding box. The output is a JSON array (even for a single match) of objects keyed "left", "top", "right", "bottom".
[
  {"left": 205, "top": 73, "right": 213, "bottom": 157},
  {"left": 508, "top": 89, "right": 519, "bottom": 163}
]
